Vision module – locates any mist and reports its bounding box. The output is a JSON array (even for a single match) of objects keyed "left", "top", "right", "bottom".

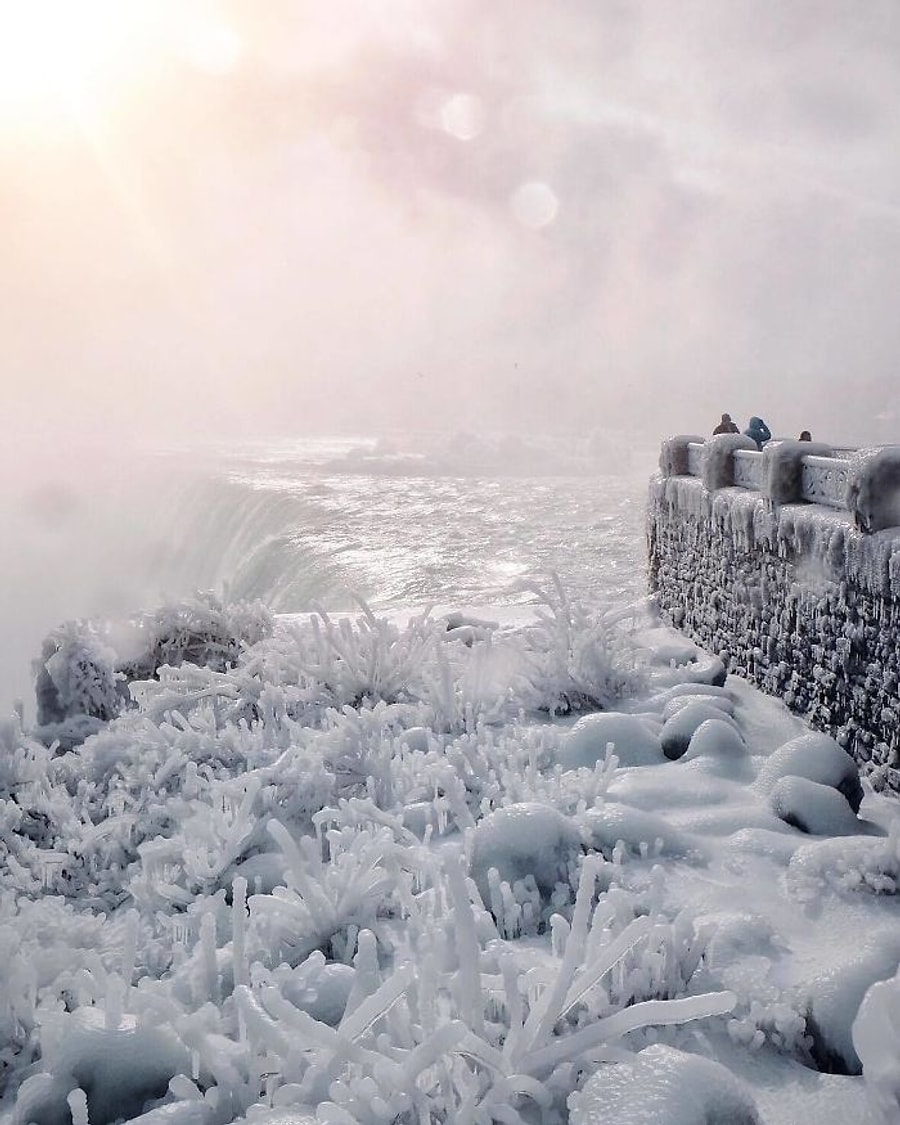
[
  {"left": 4, "top": 0, "right": 900, "bottom": 448},
  {"left": 4, "top": 0, "right": 900, "bottom": 707}
]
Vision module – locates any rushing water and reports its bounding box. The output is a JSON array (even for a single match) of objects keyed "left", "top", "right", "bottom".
[{"left": 1, "top": 431, "right": 658, "bottom": 711}]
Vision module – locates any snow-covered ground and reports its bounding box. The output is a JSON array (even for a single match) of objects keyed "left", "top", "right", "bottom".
[{"left": 3, "top": 434, "right": 900, "bottom": 1124}]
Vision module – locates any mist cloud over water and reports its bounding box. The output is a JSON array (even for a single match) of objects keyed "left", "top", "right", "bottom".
[{"left": 4, "top": 0, "right": 900, "bottom": 446}]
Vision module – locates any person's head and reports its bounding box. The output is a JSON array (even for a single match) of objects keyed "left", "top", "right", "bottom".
[
  {"left": 799, "top": 430, "right": 811, "bottom": 441},
  {"left": 749, "top": 416, "right": 764, "bottom": 428},
  {"left": 721, "top": 412, "right": 732, "bottom": 424}
]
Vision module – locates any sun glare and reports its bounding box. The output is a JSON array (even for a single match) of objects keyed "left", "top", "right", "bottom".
[{"left": 0, "top": 1, "right": 243, "bottom": 128}]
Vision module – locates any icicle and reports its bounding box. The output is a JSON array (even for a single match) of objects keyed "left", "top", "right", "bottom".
[
  {"left": 105, "top": 976, "right": 125, "bottom": 1030},
  {"left": 443, "top": 853, "right": 484, "bottom": 1037},
  {"left": 232, "top": 875, "right": 248, "bottom": 990},
  {"left": 67, "top": 1088, "right": 90, "bottom": 1125},
  {"left": 121, "top": 909, "right": 139, "bottom": 989},
  {"left": 200, "top": 911, "right": 218, "bottom": 1005}
]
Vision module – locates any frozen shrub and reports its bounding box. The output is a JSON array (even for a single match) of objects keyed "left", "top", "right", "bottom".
[
  {"left": 34, "top": 621, "right": 122, "bottom": 727},
  {"left": 517, "top": 577, "right": 646, "bottom": 715},
  {"left": 117, "top": 591, "right": 274, "bottom": 682}
]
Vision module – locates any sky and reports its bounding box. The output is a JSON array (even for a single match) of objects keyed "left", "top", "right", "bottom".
[{"left": 4, "top": 0, "right": 900, "bottom": 445}]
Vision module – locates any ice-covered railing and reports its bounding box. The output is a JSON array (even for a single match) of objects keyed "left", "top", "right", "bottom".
[{"left": 660, "top": 437, "right": 900, "bottom": 532}]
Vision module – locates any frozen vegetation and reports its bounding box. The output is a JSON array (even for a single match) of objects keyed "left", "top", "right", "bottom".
[{"left": 2, "top": 586, "right": 900, "bottom": 1124}]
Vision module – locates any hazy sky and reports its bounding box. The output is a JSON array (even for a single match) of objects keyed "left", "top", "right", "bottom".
[{"left": 4, "top": 0, "right": 900, "bottom": 444}]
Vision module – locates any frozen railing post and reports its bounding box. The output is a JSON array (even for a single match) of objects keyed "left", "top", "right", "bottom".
[
  {"left": 762, "top": 439, "right": 834, "bottom": 506},
  {"left": 847, "top": 446, "right": 900, "bottom": 533},
  {"left": 658, "top": 435, "right": 704, "bottom": 478},
  {"left": 700, "top": 434, "right": 757, "bottom": 492},
  {"left": 662, "top": 435, "right": 859, "bottom": 514}
]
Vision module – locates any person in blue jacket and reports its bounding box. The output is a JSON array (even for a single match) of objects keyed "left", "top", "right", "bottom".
[{"left": 744, "top": 416, "right": 771, "bottom": 450}]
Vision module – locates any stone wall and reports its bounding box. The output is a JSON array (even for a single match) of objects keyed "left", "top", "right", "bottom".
[{"left": 648, "top": 439, "right": 900, "bottom": 792}]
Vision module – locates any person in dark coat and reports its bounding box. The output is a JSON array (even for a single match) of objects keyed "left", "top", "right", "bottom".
[
  {"left": 712, "top": 413, "right": 740, "bottom": 435},
  {"left": 744, "top": 416, "right": 772, "bottom": 449}
]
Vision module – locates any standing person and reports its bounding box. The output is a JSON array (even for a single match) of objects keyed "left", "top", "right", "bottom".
[
  {"left": 744, "top": 416, "right": 772, "bottom": 450},
  {"left": 713, "top": 413, "right": 740, "bottom": 435}
]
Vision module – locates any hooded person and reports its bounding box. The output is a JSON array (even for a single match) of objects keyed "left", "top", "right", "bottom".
[
  {"left": 712, "top": 413, "right": 740, "bottom": 435},
  {"left": 744, "top": 416, "right": 771, "bottom": 449}
]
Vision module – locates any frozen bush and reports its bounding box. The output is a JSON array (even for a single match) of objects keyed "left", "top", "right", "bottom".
[
  {"left": 118, "top": 592, "right": 274, "bottom": 682},
  {"left": 34, "top": 621, "right": 122, "bottom": 727}
]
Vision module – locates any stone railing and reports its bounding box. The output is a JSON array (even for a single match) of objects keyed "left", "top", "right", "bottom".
[
  {"left": 681, "top": 440, "right": 852, "bottom": 509},
  {"left": 649, "top": 437, "right": 900, "bottom": 792},
  {"left": 660, "top": 436, "right": 900, "bottom": 530}
]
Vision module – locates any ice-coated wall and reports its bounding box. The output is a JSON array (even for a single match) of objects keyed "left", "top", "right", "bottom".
[{"left": 648, "top": 440, "right": 900, "bottom": 793}]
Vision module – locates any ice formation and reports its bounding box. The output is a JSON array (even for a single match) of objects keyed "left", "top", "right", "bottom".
[
  {"left": 1, "top": 589, "right": 900, "bottom": 1123},
  {"left": 649, "top": 452, "right": 900, "bottom": 789}
]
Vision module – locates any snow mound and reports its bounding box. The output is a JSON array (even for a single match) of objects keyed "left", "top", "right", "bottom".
[
  {"left": 14, "top": 1008, "right": 191, "bottom": 1125},
  {"left": 770, "top": 775, "right": 861, "bottom": 836},
  {"left": 578, "top": 802, "right": 697, "bottom": 860},
  {"left": 681, "top": 719, "right": 751, "bottom": 780},
  {"left": 558, "top": 713, "right": 664, "bottom": 769},
  {"left": 755, "top": 732, "right": 863, "bottom": 813},
  {"left": 661, "top": 702, "right": 741, "bottom": 760},
  {"left": 788, "top": 829, "right": 900, "bottom": 896},
  {"left": 662, "top": 693, "right": 735, "bottom": 721},
  {"left": 853, "top": 967, "right": 900, "bottom": 1124},
  {"left": 467, "top": 802, "right": 583, "bottom": 907},
  {"left": 805, "top": 932, "right": 900, "bottom": 1075},
  {"left": 568, "top": 1044, "right": 760, "bottom": 1124}
]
